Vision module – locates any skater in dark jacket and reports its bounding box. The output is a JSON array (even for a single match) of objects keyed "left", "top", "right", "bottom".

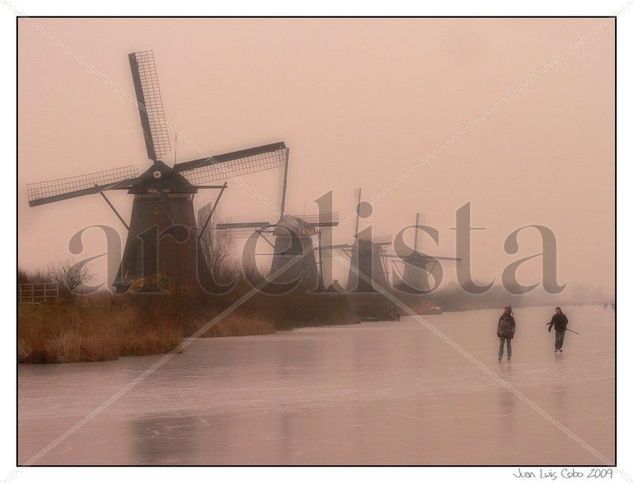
[
  {"left": 548, "top": 307, "right": 569, "bottom": 352},
  {"left": 497, "top": 306, "right": 516, "bottom": 361}
]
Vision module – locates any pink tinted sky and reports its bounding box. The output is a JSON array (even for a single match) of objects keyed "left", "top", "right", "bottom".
[{"left": 18, "top": 18, "right": 615, "bottom": 293}]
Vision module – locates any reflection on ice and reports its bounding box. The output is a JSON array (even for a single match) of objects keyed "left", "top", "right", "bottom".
[{"left": 132, "top": 415, "right": 201, "bottom": 465}]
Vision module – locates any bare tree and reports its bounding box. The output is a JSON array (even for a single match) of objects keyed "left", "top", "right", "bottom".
[
  {"left": 48, "top": 260, "right": 92, "bottom": 298},
  {"left": 200, "top": 224, "right": 235, "bottom": 283}
]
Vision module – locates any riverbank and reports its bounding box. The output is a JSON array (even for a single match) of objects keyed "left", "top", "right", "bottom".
[{"left": 18, "top": 291, "right": 357, "bottom": 364}]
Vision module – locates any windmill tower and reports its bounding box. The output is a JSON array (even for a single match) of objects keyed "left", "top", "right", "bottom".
[
  {"left": 267, "top": 213, "right": 338, "bottom": 289},
  {"left": 326, "top": 188, "right": 391, "bottom": 292},
  {"left": 26, "top": 50, "right": 287, "bottom": 294},
  {"left": 216, "top": 152, "right": 338, "bottom": 290},
  {"left": 391, "top": 211, "right": 460, "bottom": 293}
]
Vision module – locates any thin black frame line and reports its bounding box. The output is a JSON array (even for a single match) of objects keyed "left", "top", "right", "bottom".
[{"left": 14, "top": 15, "right": 618, "bottom": 469}]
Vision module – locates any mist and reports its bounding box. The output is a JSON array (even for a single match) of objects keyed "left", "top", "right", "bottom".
[{"left": 18, "top": 18, "right": 615, "bottom": 297}]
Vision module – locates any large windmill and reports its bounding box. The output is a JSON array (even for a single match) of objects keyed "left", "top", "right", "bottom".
[
  {"left": 391, "top": 211, "right": 460, "bottom": 293},
  {"left": 26, "top": 50, "right": 288, "bottom": 293},
  {"left": 216, "top": 153, "right": 338, "bottom": 290}
]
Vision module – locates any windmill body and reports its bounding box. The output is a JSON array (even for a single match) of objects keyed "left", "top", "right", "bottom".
[
  {"left": 328, "top": 188, "right": 391, "bottom": 294},
  {"left": 397, "top": 251, "right": 432, "bottom": 293},
  {"left": 347, "top": 237, "right": 390, "bottom": 292},
  {"left": 268, "top": 215, "right": 321, "bottom": 289},
  {"left": 391, "top": 211, "right": 460, "bottom": 294},
  {"left": 395, "top": 212, "right": 431, "bottom": 293},
  {"left": 114, "top": 161, "right": 204, "bottom": 292}
]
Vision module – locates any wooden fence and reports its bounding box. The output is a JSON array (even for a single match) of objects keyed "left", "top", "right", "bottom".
[{"left": 18, "top": 282, "right": 59, "bottom": 303}]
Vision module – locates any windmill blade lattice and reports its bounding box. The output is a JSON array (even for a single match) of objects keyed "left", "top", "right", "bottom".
[
  {"left": 129, "top": 51, "right": 171, "bottom": 162},
  {"left": 26, "top": 49, "right": 293, "bottom": 295},
  {"left": 27, "top": 165, "right": 140, "bottom": 207},
  {"left": 288, "top": 212, "right": 339, "bottom": 228},
  {"left": 176, "top": 143, "right": 287, "bottom": 185}
]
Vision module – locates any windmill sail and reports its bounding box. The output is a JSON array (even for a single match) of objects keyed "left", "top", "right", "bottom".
[
  {"left": 289, "top": 212, "right": 339, "bottom": 228},
  {"left": 197, "top": 201, "right": 214, "bottom": 235},
  {"left": 197, "top": 201, "right": 214, "bottom": 264},
  {"left": 129, "top": 51, "right": 171, "bottom": 162},
  {"left": 27, "top": 165, "right": 140, "bottom": 207},
  {"left": 216, "top": 221, "right": 270, "bottom": 230},
  {"left": 413, "top": 212, "right": 422, "bottom": 252},
  {"left": 354, "top": 187, "right": 362, "bottom": 238},
  {"left": 176, "top": 142, "right": 288, "bottom": 185}
]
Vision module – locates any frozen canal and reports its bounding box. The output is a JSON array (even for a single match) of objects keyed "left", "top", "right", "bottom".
[{"left": 18, "top": 305, "right": 614, "bottom": 465}]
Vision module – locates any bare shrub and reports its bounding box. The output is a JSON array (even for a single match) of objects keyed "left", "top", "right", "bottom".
[
  {"left": 47, "top": 260, "right": 93, "bottom": 299},
  {"left": 200, "top": 222, "right": 236, "bottom": 283}
]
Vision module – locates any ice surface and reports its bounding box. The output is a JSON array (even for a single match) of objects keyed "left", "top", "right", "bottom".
[{"left": 18, "top": 305, "right": 614, "bottom": 465}]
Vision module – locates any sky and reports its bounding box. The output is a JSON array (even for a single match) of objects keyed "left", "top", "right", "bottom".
[{"left": 17, "top": 18, "right": 615, "bottom": 295}]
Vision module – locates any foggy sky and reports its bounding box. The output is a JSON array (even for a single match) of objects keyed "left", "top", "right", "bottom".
[{"left": 17, "top": 18, "right": 615, "bottom": 294}]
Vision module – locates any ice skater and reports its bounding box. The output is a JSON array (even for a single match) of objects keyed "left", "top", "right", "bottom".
[
  {"left": 497, "top": 306, "right": 516, "bottom": 361},
  {"left": 547, "top": 307, "right": 569, "bottom": 352}
]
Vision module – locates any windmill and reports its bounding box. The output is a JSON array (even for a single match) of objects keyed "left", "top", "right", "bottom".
[
  {"left": 326, "top": 188, "right": 392, "bottom": 293},
  {"left": 216, "top": 152, "right": 338, "bottom": 290},
  {"left": 391, "top": 211, "right": 460, "bottom": 293},
  {"left": 26, "top": 50, "right": 288, "bottom": 294}
]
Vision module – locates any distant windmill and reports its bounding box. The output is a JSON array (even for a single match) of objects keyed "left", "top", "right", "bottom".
[
  {"left": 326, "top": 188, "right": 391, "bottom": 292},
  {"left": 216, "top": 152, "right": 338, "bottom": 290},
  {"left": 26, "top": 50, "right": 287, "bottom": 293},
  {"left": 391, "top": 211, "right": 460, "bottom": 293}
]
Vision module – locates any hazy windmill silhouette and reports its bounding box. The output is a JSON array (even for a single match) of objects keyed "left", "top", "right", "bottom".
[
  {"left": 390, "top": 211, "right": 460, "bottom": 293},
  {"left": 216, "top": 152, "right": 338, "bottom": 290},
  {"left": 27, "top": 50, "right": 287, "bottom": 293},
  {"left": 326, "top": 188, "right": 392, "bottom": 293}
]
